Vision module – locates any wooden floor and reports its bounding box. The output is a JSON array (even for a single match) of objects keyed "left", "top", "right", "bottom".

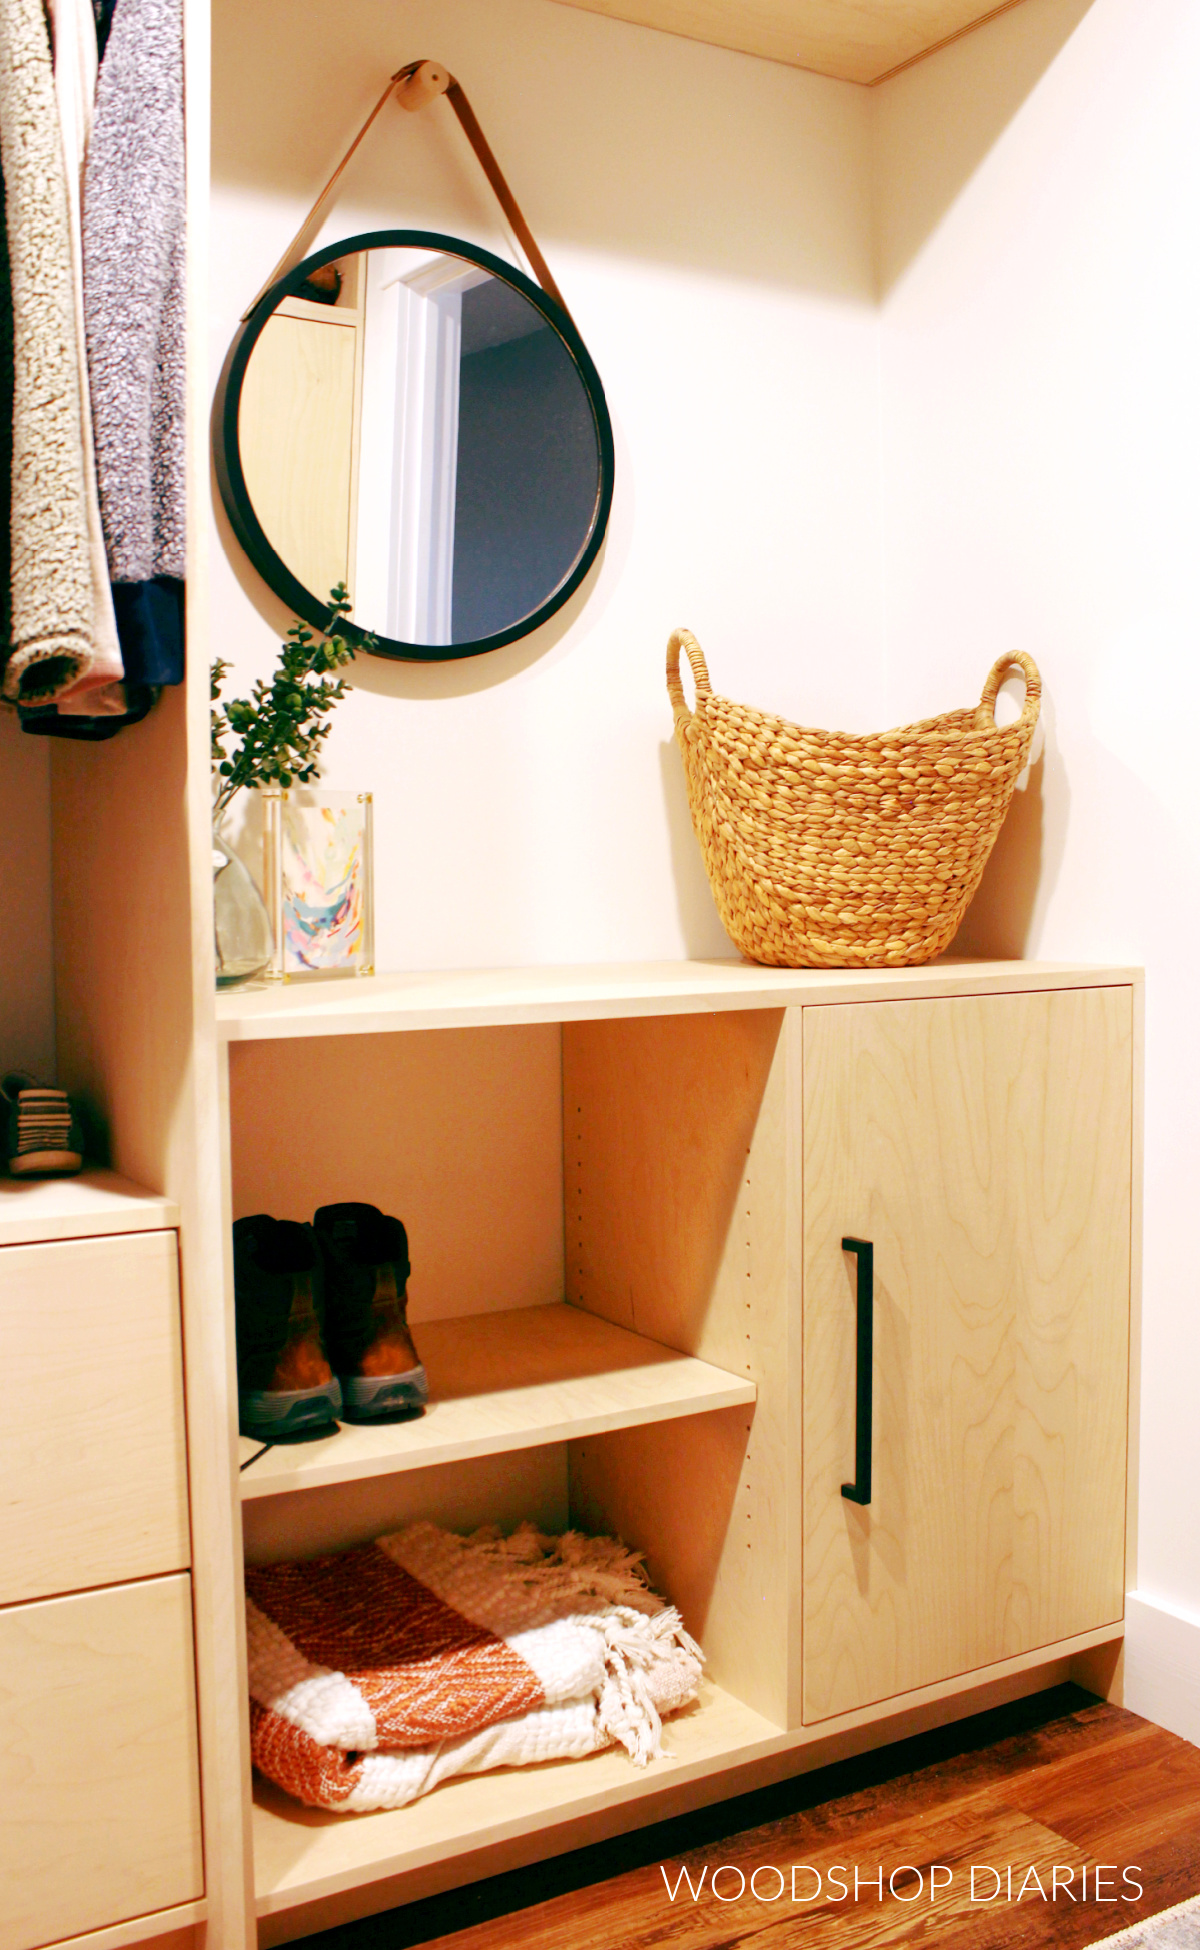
[{"left": 303, "top": 1687, "right": 1200, "bottom": 1950}]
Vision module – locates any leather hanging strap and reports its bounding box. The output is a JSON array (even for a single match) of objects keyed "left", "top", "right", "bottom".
[
  {"left": 241, "top": 59, "right": 568, "bottom": 321},
  {"left": 442, "top": 80, "right": 566, "bottom": 313}
]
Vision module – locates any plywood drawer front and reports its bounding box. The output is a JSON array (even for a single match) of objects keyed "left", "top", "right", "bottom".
[
  {"left": 0, "top": 1575, "right": 203, "bottom": 1950},
  {"left": 0, "top": 1231, "right": 190, "bottom": 1605}
]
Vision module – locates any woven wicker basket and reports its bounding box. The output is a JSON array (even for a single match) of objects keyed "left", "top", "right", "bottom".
[{"left": 667, "top": 630, "right": 1041, "bottom": 969}]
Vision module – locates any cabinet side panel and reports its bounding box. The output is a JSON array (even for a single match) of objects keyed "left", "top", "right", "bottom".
[
  {"left": 46, "top": 0, "right": 254, "bottom": 1939},
  {"left": 569, "top": 1409, "right": 784, "bottom": 1723},
  {"left": 802, "top": 987, "right": 1132, "bottom": 1723},
  {"left": 563, "top": 1011, "right": 784, "bottom": 1356},
  {"left": 564, "top": 1011, "right": 790, "bottom": 1725},
  {"left": 51, "top": 689, "right": 194, "bottom": 1196}
]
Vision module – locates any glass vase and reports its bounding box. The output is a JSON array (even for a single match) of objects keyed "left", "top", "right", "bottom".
[
  {"left": 212, "top": 822, "right": 273, "bottom": 989},
  {"left": 261, "top": 786, "right": 374, "bottom": 981}
]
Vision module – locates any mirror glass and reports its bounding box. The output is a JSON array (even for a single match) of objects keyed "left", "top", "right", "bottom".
[{"left": 227, "top": 239, "right": 610, "bottom": 656}]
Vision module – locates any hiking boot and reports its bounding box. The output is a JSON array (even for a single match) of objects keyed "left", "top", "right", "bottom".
[
  {"left": 313, "top": 1202, "right": 427, "bottom": 1422},
  {"left": 234, "top": 1215, "right": 342, "bottom": 1440},
  {"left": 3, "top": 1073, "right": 84, "bottom": 1176}
]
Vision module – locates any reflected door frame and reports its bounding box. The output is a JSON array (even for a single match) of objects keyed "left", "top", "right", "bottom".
[{"left": 357, "top": 250, "right": 489, "bottom": 648}]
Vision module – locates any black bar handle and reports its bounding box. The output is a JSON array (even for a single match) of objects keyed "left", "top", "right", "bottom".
[{"left": 840, "top": 1237, "right": 873, "bottom": 1507}]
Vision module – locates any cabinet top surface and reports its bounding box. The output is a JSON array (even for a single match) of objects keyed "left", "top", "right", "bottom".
[
  {"left": 0, "top": 1167, "right": 178, "bottom": 1247},
  {"left": 216, "top": 958, "right": 1141, "bottom": 1044}
]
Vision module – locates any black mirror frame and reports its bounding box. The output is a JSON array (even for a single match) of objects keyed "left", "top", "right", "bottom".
[{"left": 213, "top": 230, "right": 616, "bottom": 663}]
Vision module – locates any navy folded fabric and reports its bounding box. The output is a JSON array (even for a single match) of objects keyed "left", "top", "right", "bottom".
[{"left": 112, "top": 575, "right": 183, "bottom": 685}]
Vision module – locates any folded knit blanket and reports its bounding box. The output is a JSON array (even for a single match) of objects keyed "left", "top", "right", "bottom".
[{"left": 247, "top": 1522, "right": 704, "bottom": 1815}]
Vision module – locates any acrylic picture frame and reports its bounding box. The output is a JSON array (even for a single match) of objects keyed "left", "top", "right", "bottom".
[{"left": 262, "top": 787, "right": 374, "bottom": 981}]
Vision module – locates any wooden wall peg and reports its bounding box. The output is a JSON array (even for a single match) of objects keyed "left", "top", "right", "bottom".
[
  {"left": 395, "top": 59, "right": 451, "bottom": 110},
  {"left": 242, "top": 57, "right": 568, "bottom": 321}
]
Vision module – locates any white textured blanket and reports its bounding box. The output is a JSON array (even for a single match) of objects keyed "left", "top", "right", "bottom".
[
  {"left": 0, "top": 0, "right": 96, "bottom": 702},
  {"left": 247, "top": 1523, "right": 704, "bottom": 1814}
]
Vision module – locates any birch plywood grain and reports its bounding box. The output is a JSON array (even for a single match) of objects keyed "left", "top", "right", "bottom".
[
  {"left": 0, "top": 1577, "right": 202, "bottom": 1950},
  {"left": 215, "top": 960, "right": 1139, "bottom": 1043},
  {"left": 547, "top": 1, "right": 1031, "bottom": 85},
  {"left": 238, "top": 1303, "right": 755, "bottom": 1497},
  {"left": 42, "top": 1913, "right": 202, "bottom": 1950},
  {"left": 0, "top": 1231, "right": 190, "bottom": 1606},
  {"left": 228, "top": 1026, "right": 563, "bottom": 1323},
  {"left": 564, "top": 1012, "right": 793, "bottom": 1726},
  {"left": 564, "top": 1010, "right": 785, "bottom": 1352},
  {"left": 50, "top": 5, "right": 253, "bottom": 1939},
  {"left": 801, "top": 987, "right": 1132, "bottom": 1723},
  {"left": 239, "top": 312, "right": 357, "bottom": 604},
  {"left": 252, "top": 1682, "right": 784, "bottom": 1927},
  {"left": 0, "top": 1169, "right": 177, "bottom": 1248}
]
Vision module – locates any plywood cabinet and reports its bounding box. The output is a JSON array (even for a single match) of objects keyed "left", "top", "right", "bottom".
[
  {"left": 800, "top": 987, "right": 1132, "bottom": 1721},
  {"left": 52, "top": 959, "right": 1131, "bottom": 1950}
]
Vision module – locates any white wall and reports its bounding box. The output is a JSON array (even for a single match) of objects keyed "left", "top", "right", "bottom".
[
  {"left": 209, "top": 0, "right": 882, "bottom": 972},
  {"left": 872, "top": 0, "right": 1200, "bottom": 1705}
]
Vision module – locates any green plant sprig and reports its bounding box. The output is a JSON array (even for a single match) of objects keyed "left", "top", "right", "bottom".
[{"left": 211, "top": 585, "right": 373, "bottom": 818}]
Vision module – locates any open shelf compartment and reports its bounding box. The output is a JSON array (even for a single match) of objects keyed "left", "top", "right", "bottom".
[
  {"left": 252, "top": 1680, "right": 785, "bottom": 1931},
  {"left": 238, "top": 1302, "right": 756, "bottom": 1496}
]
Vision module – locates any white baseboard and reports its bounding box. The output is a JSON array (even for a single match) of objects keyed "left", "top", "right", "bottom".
[{"left": 1123, "top": 1593, "right": 1200, "bottom": 1747}]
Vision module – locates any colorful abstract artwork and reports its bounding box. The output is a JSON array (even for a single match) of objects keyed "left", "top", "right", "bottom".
[{"left": 267, "top": 790, "right": 374, "bottom": 980}]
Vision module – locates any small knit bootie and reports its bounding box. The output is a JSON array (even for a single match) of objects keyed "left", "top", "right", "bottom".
[
  {"left": 234, "top": 1215, "right": 342, "bottom": 1441},
  {"left": 3, "top": 1072, "right": 84, "bottom": 1177},
  {"left": 314, "top": 1202, "right": 427, "bottom": 1422}
]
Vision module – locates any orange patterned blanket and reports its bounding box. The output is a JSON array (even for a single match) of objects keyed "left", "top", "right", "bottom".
[{"left": 246, "top": 1523, "right": 704, "bottom": 1813}]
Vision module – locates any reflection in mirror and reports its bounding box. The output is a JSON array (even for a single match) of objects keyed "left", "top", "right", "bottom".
[{"left": 236, "top": 246, "right": 604, "bottom": 650}]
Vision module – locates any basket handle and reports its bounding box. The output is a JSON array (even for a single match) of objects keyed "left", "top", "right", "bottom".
[
  {"left": 667, "top": 628, "right": 713, "bottom": 731},
  {"left": 977, "top": 650, "right": 1041, "bottom": 733}
]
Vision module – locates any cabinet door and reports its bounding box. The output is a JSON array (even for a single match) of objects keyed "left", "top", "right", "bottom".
[{"left": 801, "top": 987, "right": 1131, "bottom": 1724}]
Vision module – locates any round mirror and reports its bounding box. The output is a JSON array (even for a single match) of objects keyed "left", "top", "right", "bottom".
[{"left": 214, "top": 231, "right": 615, "bottom": 662}]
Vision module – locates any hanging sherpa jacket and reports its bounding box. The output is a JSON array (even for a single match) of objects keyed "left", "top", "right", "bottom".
[
  {"left": 82, "top": 0, "right": 184, "bottom": 687},
  {"left": 0, "top": 0, "right": 97, "bottom": 705},
  {"left": 47, "top": 0, "right": 125, "bottom": 715},
  {"left": 246, "top": 1522, "right": 705, "bottom": 1815}
]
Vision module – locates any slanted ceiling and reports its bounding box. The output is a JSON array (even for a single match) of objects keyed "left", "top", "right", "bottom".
[{"left": 547, "top": 0, "right": 1030, "bottom": 85}]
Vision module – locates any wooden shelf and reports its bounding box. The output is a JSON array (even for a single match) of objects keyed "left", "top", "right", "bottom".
[
  {"left": 253, "top": 1680, "right": 785, "bottom": 1922},
  {"left": 547, "top": 0, "right": 1031, "bottom": 87},
  {"left": 0, "top": 1168, "right": 178, "bottom": 1248},
  {"left": 216, "top": 959, "right": 1136, "bottom": 1045},
  {"left": 238, "top": 1304, "right": 756, "bottom": 1498}
]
